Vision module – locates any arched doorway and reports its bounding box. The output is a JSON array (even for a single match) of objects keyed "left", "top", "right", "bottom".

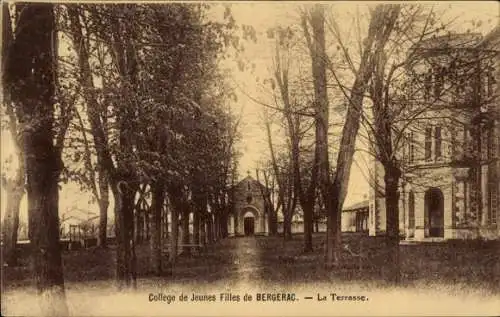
[
  {"left": 243, "top": 210, "right": 255, "bottom": 236},
  {"left": 424, "top": 187, "right": 444, "bottom": 237}
]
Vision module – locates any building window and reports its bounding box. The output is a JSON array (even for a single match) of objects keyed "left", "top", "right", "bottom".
[
  {"left": 434, "top": 69, "right": 443, "bottom": 99},
  {"left": 409, "top": 131, "right": 415, "bottom": 163},
  {"left": 482, "top": 127, "right": 489, "bottom": 161},
  {"left": 424, "top": 73, "right": 432, "bottom": 100},
  {"left": 487, "top": 129, "right": 495, "bottom": 160},
  {"left": 469, "top": 169, "right": 481, "bottom": 222},
  {"left": 489, "top": 184, "right": 498, "bottom": 225},
  {"left": 435, "top": 126, "right": 442, "bottom": 159},
  {"left": 425, "top": 127, "right": 432, "bottom": 160}
]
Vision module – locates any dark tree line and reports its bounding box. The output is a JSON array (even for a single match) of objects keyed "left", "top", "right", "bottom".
[{"left": 2, "top": 3, "right": 241, "bottom": 314}]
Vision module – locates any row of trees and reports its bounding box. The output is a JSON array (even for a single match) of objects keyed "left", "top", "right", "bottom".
[
  {"left": 2, "top": 3, "right": 242, "bottom": 315},
  {"left": 255, "top": 3, "right": 401, "bottom": 267},
  {"left": 254, "top": 3, "right": 496, "bottom": 282}
]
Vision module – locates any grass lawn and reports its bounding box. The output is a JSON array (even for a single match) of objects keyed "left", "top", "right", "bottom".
[
  {"left": 2, "top": 233, "right": 499, "bottom": 294},
  {"left": 2, "top": 233, "right": 499, "bottom": 316},
  {"left": 255, "top": 233, "right": 500, "bottom": 293}
]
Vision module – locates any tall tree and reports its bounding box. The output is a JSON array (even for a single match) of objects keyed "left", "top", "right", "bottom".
[
  {"left": 1, "top": 2, "right": 24, "bottom": 267},
  {"left": 5, "top": 3, "right": 70, "bottom": 315},
  {"left": 263, "top": 114, "right": 297, "bottom": 240},
  {"left": 323, "top": 4, "right": 401, "bottom": 267},
  {"left": 61, "top": 103, "right": 110, "bottom": 248},
  {"left": 299, "top": 5, "right": 324, "bottom": 252},
  {"left": 66, "top": 4, "right": 141, "bottom": 289},
  {"left": 256, "top": 165, "right": 279, "bottom": 236}
]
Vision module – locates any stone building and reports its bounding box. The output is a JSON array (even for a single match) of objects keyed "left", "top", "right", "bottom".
[
  {"left": 342, "top": 200, "right": 369, "bottom": 233},
  {"left": 369, "top": 29, "right": 499, "bottom": 241},
  {"left": 229, "top": 174, "right": 268, "bottom": 236},
  {"left": 228, "top": 173, "right": 369, "bottom": 236}
]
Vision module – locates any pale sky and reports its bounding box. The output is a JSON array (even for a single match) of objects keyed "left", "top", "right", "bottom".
[{"left": 1, "top": 1, "right": 498, "bottom": 225}]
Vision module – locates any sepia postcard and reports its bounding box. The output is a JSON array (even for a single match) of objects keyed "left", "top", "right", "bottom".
[{"left": 1, "top": 1, "right": 499, "bottom": 316}]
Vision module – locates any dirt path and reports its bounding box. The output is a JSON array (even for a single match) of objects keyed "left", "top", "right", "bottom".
[{"left": 231, "top": 237, "right": 262, "bottom": 283}]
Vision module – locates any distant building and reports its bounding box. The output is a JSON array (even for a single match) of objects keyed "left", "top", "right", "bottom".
[
  {"left": 60, "top": 207, "right": 99, "bottom": 239},
  {"left": 341, "top": 200, "right": 369, "bottom": 233},
  {"left": 277, "top": 210, "right": 309, "bottom": 234},
  {"left": 369, "top": 29, "right": 500, "bottom": 241},
  {"left": 228, "top": 173, "right": 371, "bottom": 236},
  {"left": 229, "top": 174, "right": 268, "bottom": 236}
]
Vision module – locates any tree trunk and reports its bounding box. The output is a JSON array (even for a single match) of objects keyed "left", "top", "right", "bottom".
[
  {"left": 303, "top": 203, "right": 314, "bottom": 252},
  {"left": 134, "top": 210, "right": 142, "bottom": 244},
  {"left": 163, "top": 205, "right": 169, "bottom": 240},
  {"left": 263, "top": 111, "right": 288, "bottom": 239},
  {"left": 303, "top": 4, "right": 328, "bottom": 258},
  {"left": 170, "top": 207, "right": 179, "bottom": 263},
  {"left": 267, "top": 208, "right": 274, "bottom": 236},
  {"left": 67, "top": 6, "right": 112, "bottom": 251},
  {"left": 269, "top": 206, "right": 278, "bottom": 236},
  {"left": 145, "top": 209, "right": 150, "bottom": 241},
  {"left": 213, "top": 213, "right": 219, "bottom": 242},
  {"left": 283, "top": 211, "right": 293, "bottom": 240},
  {"left": 368, "top": 6, "right": 402, "bottom": 284},
  {"left": 325, "top": 186, "right": 334, "bottom": 263},
  {"left": 217, "top": 212, "right": 222, "bottom": 241},
  {"left": 325, "top": 5, "right": 401, "bottom": 268},
  {"left": 384, "top": 165, "right": 402, "bottom": 284},
  {"left": 233, "top": 209, "right": 239, "bottom": 236},
  {"left": 67, "top": 5, "right": 142, "bottom": 289},
  {"left": 98, "top": 170, "right": 109, "bottom": 247},
  {"left": 273, "top": 210, "right": 279, "bottom": 235},
  {"left": 6, "top": 3, "right": 69, "bottom": 315},
  {"left": 98, "top": 201, "right": 109, "bottom": 247},
  {"left": 325, "top": 186, "right": 342, "bottom": 267},
  {"left": 167, "top": 184, "right": 182, "bottom": 264},
  {"left": 2, "top": 183, "right": 24, "bottom": 266},
  {"left": 192, "top": 191, "right": 207, "bottom": 249},
  {"left": 218, "top": 211, "right": 224, "bottom": 238},
  {"left": 28, "top": 168, "right": 68, "bottom": 315},
  {"left": 207, "top": 214, "right": 214, "bottom": 244},
  {"left": 200, "top": 216, "right": 206, "bottom": 247},
  {"left": 221, "top": 210, "right": 229, "bottom": 238},
  {"left": 1, "top": 1, "right": 24, "bottom": 268},
  {"left": 193, "top": 209, "right": 200, "bottom": 249},
  {"left": 112, "top": 181, "right": 137, "bottom": 289},
  {"left": 150, "top": 180, "right": 164, "bottom": 276},
  {"left": 181, "top": 207, "right": 190, "bottom": 255}
]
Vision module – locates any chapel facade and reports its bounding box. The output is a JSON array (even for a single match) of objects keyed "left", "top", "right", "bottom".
[{"left": 228, "top": 175, "right": 268, "bottom": 236}]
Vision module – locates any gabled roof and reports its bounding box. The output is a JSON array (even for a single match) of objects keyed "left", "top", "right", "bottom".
[
  {"left": 343, "top": 200, "right": 369, "bottom": 212},
  {"left": 230, "top": 175, "right": 269, "bottom": 192},
  {"left": 61, "top": 207, "right": 98, "bottom": 224}
]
